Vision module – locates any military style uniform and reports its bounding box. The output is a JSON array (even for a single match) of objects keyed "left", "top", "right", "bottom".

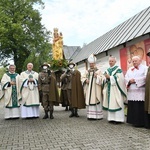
[
  {"left": 60, "top": 72, "right": 70, "bottom": 111},
  {"left": 38, "top": 64, "right": 59, "bottom": 119},
  {"left": 60, "top": 62, "right": 85, "bottom": 117}
]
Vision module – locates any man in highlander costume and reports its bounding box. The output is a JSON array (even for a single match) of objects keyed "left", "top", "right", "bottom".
[
  {"left": 60, "top": 70, "right": 70, "bottom": 111},
  {"left": 82, "top": 54, "right": 104, "bottom": 120},
  {"left": 1, "top": 64, "right": 21, "bottom": 119},
  {"left": 20, "top": 63, "right": 40, "bottom": 118},
  {"left": 38, "top": 63, "right": 59, "bottom": 119},
  {"left": 60, "top": 62, "right": 85, "bottom": 117},
  {"left": 103, "top": 56, "right": 127, "bottom": 124}
]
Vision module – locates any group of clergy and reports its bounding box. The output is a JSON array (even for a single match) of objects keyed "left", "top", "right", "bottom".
[
  {"left": 0, "top": 52, "right": 150, "bottom": 129},
  {"left": 0, "top": 63, "right": 40, "bottom": 119},
  {"left": 82, "top": 53, "right": 150, "bottom": 129}
]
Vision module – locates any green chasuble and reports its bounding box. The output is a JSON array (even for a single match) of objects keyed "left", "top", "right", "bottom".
[
  {"left": 105, "top": 66, "right": 120, "bottom": 109},
  {"left": 103, "top": 66, "right": 125, "bottom": 111},
  {"left": 7, "top": 73, "right": 18, "bottom": 108}
]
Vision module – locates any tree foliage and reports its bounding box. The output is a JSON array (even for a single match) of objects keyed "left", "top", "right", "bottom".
[
  {"left": 23, "top": 43, "right": 52, "bottom": 72},
  {"left": 0, "top": 0, "right": 52, "bottom": 73},
  {"left": 0, "top": 67, "right": 6, "bottom": 80}
]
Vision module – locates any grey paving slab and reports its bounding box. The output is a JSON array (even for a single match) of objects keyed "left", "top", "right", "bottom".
[{"left": 0, "top": 103, "right": 150, "bottom": 150}]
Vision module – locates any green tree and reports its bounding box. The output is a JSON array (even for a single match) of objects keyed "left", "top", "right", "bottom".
[
  {"left": 0, "top": 67, "right": 6, "bottom": 80},
  {"left": 0, "top": 0, "right": 51, "bottom": 73},
  {"left": 23, "top": 43, "right": 52, "bottom": 72}
]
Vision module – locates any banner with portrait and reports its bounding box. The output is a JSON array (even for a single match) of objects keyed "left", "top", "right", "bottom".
[{"left": 120, "top": 38, "right": 150, "bottom": 74}]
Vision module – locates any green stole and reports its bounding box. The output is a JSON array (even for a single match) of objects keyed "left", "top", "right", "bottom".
[{"left": 105, "top": 66, "right": 121, "bottom": 108}]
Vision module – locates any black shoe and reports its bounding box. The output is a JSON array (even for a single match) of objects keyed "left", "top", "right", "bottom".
[
  {"left": 109, "top": 121, "right": 122, "bottom": 125},
  {"left": 133, "top": 124, "right": 144, "bottom": 128},
  {"left": 145, "top": 126, "right": 150, "bottom": 129},
  {"left": 13, "top": 117, "right": 20, "bottom": 119},
  {"left": 75, "top": 113, "right": 79, "bottom": 117},
  {"left": 50, "top": 110, "right": 54, "bottom": 119},
  {"left": 65, "top": 106, "right": 69, "bottom": 111},
  {"left": 74, "top": 108, "right": 79, "bottom": 117},
  {"left": 43, "top": 115, "right": 48, "bottom": 119},
  {"left": 5, "top": 118, "right": 11, "bottom": 120},
  {"left": 109, "top": 121, "right": 115, "bottom": 124},
  {"left": 69, "top": 113, "right": 74, "bottom": 117},
  {"left": 69, "top": 106, "right": 72, "bottom": 111},
  {"left": 43, "top": 110, "right": 49, "bottom": 119},
  {"left": 87, "top": 118, "right": 97, "bottom": 121},
  {"left": 115, "top": 122, "right": 123, "bottom": 124},
  {"left": 50, "top": 115, "right": 54, "bottom": 119},
  {"left": 33, "top": 116, "right": 39, "bottom": 119},
  {"left": 113, "top": 121, "right": 120, "bottom": 125}
]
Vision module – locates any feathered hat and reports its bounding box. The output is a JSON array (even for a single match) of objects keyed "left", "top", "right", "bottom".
[{"left": 67, "top": 62, "right": 76, "bottom": 67}]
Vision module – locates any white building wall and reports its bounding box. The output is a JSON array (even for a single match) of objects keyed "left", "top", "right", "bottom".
[
  {"left": 126, "top": 34, "right": 149, "bottom": 47},
  {"left": 77, "top": 62, "right": 86, "bottom": 75},
  {"left": 76, "top": 34, "right": 149, "bottom": 72}
]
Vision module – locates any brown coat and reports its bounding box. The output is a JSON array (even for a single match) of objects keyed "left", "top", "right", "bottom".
[
  {"left": 145, "top": 67, "right": 150, "bottom": 114},
  {"left": 38, "top": 72, "right": 60, "bottom": 106},
  {"left": 49, "top": 75, "right": 60, "bottom": 106},
  {"left": 60, "top": 73, "right": 69, "bottom": 106},
  {"left": 71, "top": 70, "right": 85, "bottom": 109}
]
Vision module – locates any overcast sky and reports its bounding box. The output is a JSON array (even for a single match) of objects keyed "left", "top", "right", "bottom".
[{"left": 40, "top": 0, "right": 150, "bottom": 47}]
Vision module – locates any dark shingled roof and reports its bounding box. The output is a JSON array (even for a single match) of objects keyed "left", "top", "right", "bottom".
[{"left": 72, "top": 6, "right": 150, "bottom": 63}]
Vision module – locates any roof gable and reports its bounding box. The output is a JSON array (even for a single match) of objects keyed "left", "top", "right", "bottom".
[{"left": 72, "top": 6, "right": 150, "bottom": 63}]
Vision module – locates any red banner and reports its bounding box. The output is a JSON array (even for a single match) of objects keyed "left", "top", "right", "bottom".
[{"left": 120, "top": 38, "right": 150, "bottom": 73}]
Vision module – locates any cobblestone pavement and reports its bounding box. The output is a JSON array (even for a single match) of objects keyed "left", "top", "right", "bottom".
[{"left": 0, "top": 103, "right": 150, "bottom": 150}]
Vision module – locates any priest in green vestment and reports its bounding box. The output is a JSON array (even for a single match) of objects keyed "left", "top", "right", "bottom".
[
  {"left": 1, "top": 64, "right": 21, "bottom": 119},
  {"left": 103, "top": 56, "right": 127, "bottom": 124}
]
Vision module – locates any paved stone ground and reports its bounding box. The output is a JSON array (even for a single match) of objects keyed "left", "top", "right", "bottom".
[{"left": 0, "top": 103, "right": 150, "bottom": 150}]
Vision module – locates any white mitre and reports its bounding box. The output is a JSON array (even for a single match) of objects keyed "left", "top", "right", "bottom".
[{"left": 88, "top": 54, "right": 97, "bottom": 63}]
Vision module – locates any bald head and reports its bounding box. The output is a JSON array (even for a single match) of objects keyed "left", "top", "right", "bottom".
[
  {"left": 27, "top": 63, "right": 33, "bottom": 71},
  {"left": 132, "top": 55, "right": 141, "bottom": 60},
  {"left": 109, "top": 56, "right": 116, "bottom": 67},
  {"left": 132, "top": 55, "right": 141, "bottom": 67}
]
